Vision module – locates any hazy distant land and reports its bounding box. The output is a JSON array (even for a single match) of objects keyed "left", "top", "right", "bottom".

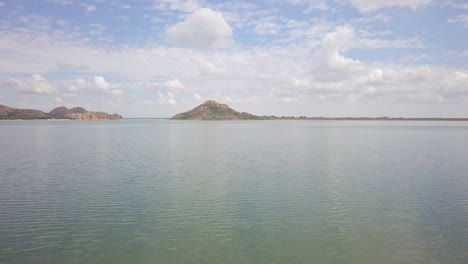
[
  {"left": 171, "top": 100, "right": 468, "bottom": 121},
  {"left": 1, "top": 101, "right": 467, "bottom": 121},
  {"left": 0, "top": 105, "right": 123, "bottom": 120}
]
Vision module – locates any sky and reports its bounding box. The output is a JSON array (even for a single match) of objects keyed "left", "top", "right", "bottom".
[{"left": 0, "top": 0, "right": 467, "bottom": 117}]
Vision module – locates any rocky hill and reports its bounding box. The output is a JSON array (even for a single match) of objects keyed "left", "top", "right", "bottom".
[
  {"left": 49, "top": 106, "right": 87, "bottom": 117},
  {"left": 0, "top": 105, "right": 123, "bottom": 120},
  {"left": 48, "top": 106, "right": 122, "bottom": 120},
  {"left": 66, "top": 112, "right": 123, "bottom": 120},
  {"left": 171, "top": 100, "right": 263, "bottom": 120},
  {"left": 0, "top": 105, "right": 50, "bottom": 119}
]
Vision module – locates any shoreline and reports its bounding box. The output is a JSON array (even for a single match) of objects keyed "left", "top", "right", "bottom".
[
  {"left": 170, "top": 117, "right": 468, "bottom": 121},
  {"left": 0, "top": 119, "right": 71, "bottom": 121},
  {"left": 0, "top": 119, "right": 119, "bottom": 121},
  {"left": 2, "top": 118, "right": 468, "bottom": 121}
]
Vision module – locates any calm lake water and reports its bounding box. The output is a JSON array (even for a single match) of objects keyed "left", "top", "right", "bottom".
[{"left": 0, "top": 120, "right": 467, "bottom": 264}]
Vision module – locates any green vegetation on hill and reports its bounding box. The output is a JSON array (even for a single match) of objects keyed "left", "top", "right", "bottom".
[
  {"left": 0, "top": 105, "right": 49, "bottom": 119},
  {"left": 0, "top": 105, "right": 123, "bottom": 120},
  {"left": 172, "top": 100, "right": 265, "bottom": 120}
]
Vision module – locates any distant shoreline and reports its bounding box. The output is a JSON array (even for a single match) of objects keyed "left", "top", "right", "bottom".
[
  {"left": 268, "top": 117, "right": 468, "bottom": 121},
  {"left": 0, "top": 104, "right": 123, "bottom": 120},
  {"left": 0, "top": 119, "right": 116, "bottom": 121},
  {"left": 2, "top": 117, "right": 468, "bottom": 121},
  {"left": 129, "top": 117, "right": 468, "bottom": 121},
  {"left": 170, "top": 100, "right": 468, "bottom": 121},
  {"left": 0, "top": 119, "right": 71, "bottom": 121}
]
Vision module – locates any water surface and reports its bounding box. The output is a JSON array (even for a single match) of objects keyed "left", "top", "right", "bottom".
[{"left": 1, "top": 120, "right": 467, "bottom": 264}]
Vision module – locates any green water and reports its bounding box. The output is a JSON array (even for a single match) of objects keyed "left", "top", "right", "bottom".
[{"left": 0, "top": 120, "right": 467, "bottom": 264}]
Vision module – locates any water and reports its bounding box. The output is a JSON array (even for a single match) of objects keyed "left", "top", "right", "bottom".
[{"left": 0, "top": 120, "right": 467, "bottom": 264}]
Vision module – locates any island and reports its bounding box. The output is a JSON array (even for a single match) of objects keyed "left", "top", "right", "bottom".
[
  {"left": 172, "top": 100, "right": 468, "bottom": 121},
  {"left": 172, "top": 100, "right": 263, "bottom": 120},
  {"left": 0, "top": 104, "right": 123, "bottom": 120}
]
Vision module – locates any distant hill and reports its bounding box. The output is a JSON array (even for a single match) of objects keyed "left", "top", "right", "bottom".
[
  {"left": 0, "top": 105, "right": 123, "bottom": 120},
  {"left": 65, "top": 111, "right": 123, "bottom": 120},
  {"left": 171, "top": 100, "right": 263, "bottom": 120},
  {"left": 170, "top": 100, "right": 468, "bottom": 121},
  {"left": 0, "top": 105, "right": 50, "bottom": 119},
  {"left": 48, "top": 106, "right": 122, "bottom": 120},
  {"left": 49, "top": 106, "right": 87, "bottom": 117}
]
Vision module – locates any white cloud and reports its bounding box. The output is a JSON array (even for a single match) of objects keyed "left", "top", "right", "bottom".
[
  {"left": 348, "top": 0, "right": 432, "bottom": 12},
  {"left": 352, "top": 36, "right": 423, "bottom": 49},
  {"left": 47, "top": 0, "right": 73, "bottom": 5},
  {"left": 121, "top": 4, "right": 131, "bottom": 9},
  {"left": 293, "top": 79, "right": 310, "bottom": 87},
  {"left": 3, "top": 74, "right": 55, "bottom": 94},
  {"left": 57, "top": 76, "right": 122, "bottom": 95},
  {"left": 93, "top": 76, "right": 123, "bottom": 95},
  {"left": 17, "top": 15, "right": 51, "bottom": 31},
  {"left": 87, "top": 5, "right": 96, "bottom": 12},
  {"left": 194, "top": 93, "right": 203, "bottom": 101},
  {"left": 165, "top": 8, "right": 233, "bottom": 49},
  {"left": 56, "top": 19, "right": 66, "bottom": 26},
  {"left": 134, "top": 79, "right": 184, "bottom": 90},
  {"left": 287, "top": 0, "right": 328, "bottom": 10},
  {"left": 55, "top": 63, "right": 90, "bottom": 72},
  {"left": 89, "top": 23, "right": 107, "bottom": 36},
  {"left": 399, "top": 54, "right": 430, "bottom": 62},
  {"left": 448, "top": 15, "right": 468, "bottom": 28},
  {"left": 447, "top": 1, "right": 468, "bottom": 9},
  {"left": 313, "top": 25, "right": 365, "bottom": 81},
  {"left": 158, "top": 92, "right": 177, "bottom": 105},
  {"left": 110, "top": 89, "right": 123, "bottom": 95},
  {"left": 199, "top": 62, "right": 225, "bottom": 76},
  {"left": 1, "top": 19, "right": 467, "bottom": 117},
  {"left": 95, "top": 76, "right": 111, "bottom": 90},
  {"left": 253, "top": 16, "right": 281, "bottom": 35},
  {"left": 270, "top": 25, "right": 468, "bottom": 106},
  {"left": 164, "top": 79, "right": 184, "bottom": 89},
  {"left": 153, "top": 0, "right": 203, "bottom": 12},
  {"left": 0, "top": 2, "right": 6, "bottom": 7}
]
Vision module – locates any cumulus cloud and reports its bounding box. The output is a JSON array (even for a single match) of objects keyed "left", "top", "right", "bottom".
[
  {"left": 164, "top": 79, "right": 184, "bottom": 89},
  {"left": 93, "top": 76, "right": 123, "bottom": 95},
  {"left": 349, "top": 0, "right": 432, "bottom": 12},
  {"left": 165, "top": 8, "right": 233, "bottom": 49},
  {"left": 3, "top": 74, "right": 55, "bottom": 94},
  {"left": 194, "top": 93, "right": 203, "bottom": 101},
  {"left": 158, "top": 92, "right": 177, "bottom": 105},
  {"left": 199, "top": 62, "right": 225, "bottom": 76},
  {"left": 313, "top": 25, "right": 365, "bottom": 81},
  {"left": 56, "top": 76, "right": 123, "bottom": 96},
  {"left": 1, "top": 16, "right": 467, "bottom": 117},
  {"left": 261, "top": 25, "right": 468, "bottom": 107}
]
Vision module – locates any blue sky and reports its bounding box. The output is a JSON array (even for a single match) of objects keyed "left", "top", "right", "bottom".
[{"left": 0, "top": 0, "right": 467, "bottom": 117}]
